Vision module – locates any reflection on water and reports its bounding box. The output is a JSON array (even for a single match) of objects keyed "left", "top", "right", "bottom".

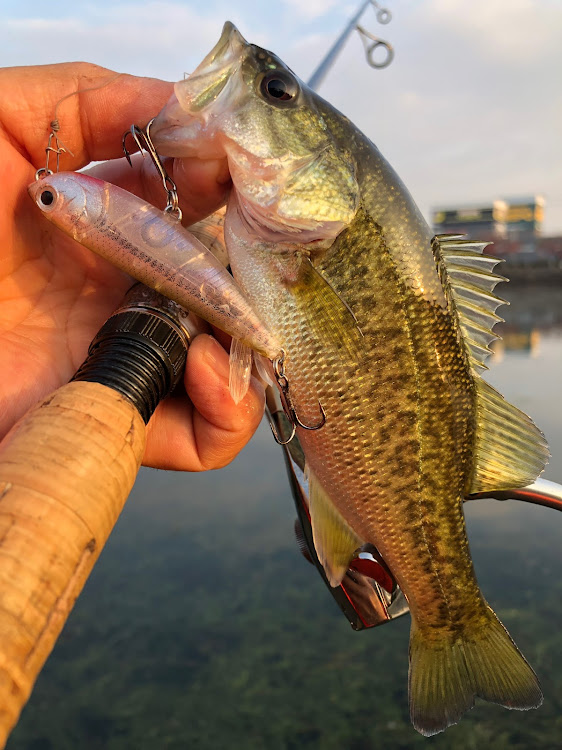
[
  {"left": 7, "top": 286, "right": 562, "bottom": 750},
  {"left": 485, "top": 285, "right": 562, "bottom": 486},
  {"left": 498, "top": 285, "right": 562, "bottom": 333},
  {"left": 491, "top": 330, "right": 541, "bottom": 360},
  {"left": 492, "top": 285, "right": 562, "bottom": 363}
]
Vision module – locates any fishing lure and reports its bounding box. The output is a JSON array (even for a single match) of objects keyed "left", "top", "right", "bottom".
[{"left": 29, "top": 172, "right": 279, "bottom": 362}]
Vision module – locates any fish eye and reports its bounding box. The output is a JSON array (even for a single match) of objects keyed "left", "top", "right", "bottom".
[
  {"left": 39, "top": 190, "right": 55, "bottom": 206},
  {"left": 259, "top": 70, "right": 299, "bottom": 105}
]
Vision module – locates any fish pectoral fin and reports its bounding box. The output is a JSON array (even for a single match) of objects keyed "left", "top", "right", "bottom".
[
  {"left": 409, "top": 605, "right": 542, "bottom": 737},
  {"left": 307, "top": 466, "right": 364, "bottom": 587},
  {"left": 229, "top": 338, "right": 253, "bottom": 404},
  {"left": 470, "top": 378, "right": 549, "bottom": 493},
  {"left": 296, "top": 257, "right": 363, "bottom": 358}
]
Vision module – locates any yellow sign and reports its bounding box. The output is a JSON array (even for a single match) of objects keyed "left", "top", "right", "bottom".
[
  {"left": 535, "top": 205, "right": 544, "bottom": 222},
  {"left": 457, "top": 209, "right": 482, "bottom": 221},
  {"left": 506, "top": 204, "right": 541, "bottom": 224}
]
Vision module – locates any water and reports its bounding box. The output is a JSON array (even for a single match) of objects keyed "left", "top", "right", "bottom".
[{"left": 7, "top": 285, "right": 562, "bottom": 750}]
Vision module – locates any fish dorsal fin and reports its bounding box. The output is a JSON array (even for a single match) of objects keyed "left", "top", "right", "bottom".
[
  {"left": 435, "top": 236, "right": 549, "bottom": 492},
  {"left": 229, "top": 338, "right": 253, "bottom": 404},
  {"left": 188, "top": 208, "right": 228, "bottom": 266},
  {"left": 470, "top": 378, "right": 549, "bottom": 493},
  {"left": 307, "top": 466, "right": 364, "bottom": 587},
  {"left": 435, "top": 235, "right": 507, "bottom": 373}
]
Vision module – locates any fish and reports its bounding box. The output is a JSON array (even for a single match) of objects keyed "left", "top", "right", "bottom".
[
  {"left": 28, "top": 173, "right": 280, "bottom": 361},
  {"left": 150, "top": 23, "right": 549, "bottom": 735}
]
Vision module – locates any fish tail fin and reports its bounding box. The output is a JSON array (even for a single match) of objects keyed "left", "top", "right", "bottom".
[{"left": 408, "top": 605, "right": 542, "bottom": 737}]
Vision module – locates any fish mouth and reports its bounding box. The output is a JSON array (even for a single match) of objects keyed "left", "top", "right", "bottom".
[
  {"left": 150, "top": 22, "right": 247, "bottom": 159},
  {"left": 180, "top": 21, "right": 247, "bottom": 113},
  {"left": 151, "top": 24, "right": 347, "bottom": 245},
  {"left": 194, "top": 22, "right": 248, "bottom": 80}
]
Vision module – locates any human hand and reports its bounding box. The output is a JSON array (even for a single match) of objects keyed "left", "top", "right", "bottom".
[{"left": 0, "top": 63, "right": 264, "bottom": 470}]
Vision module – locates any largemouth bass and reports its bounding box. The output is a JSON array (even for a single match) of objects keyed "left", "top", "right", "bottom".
[{"left": 151, "top": 23, "right": 549, "bottom": 735}]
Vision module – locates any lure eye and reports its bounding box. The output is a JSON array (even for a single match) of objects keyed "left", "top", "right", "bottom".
[
  {"left": 259, "top": 70, "right": 299, "bottom": 105},
  {"left": 39, "top": 190, "right": 55, "bottom": 207}
]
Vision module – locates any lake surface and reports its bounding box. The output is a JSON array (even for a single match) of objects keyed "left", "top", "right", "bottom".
[{"left": 8, "top": 284, "right": 562, "bottom": 750}]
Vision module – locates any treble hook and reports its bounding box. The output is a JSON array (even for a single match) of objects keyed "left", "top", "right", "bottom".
[
  {"left": 268, "top": 410, "right": 296, "bottom": 446},
  {"left": 269, "top": 351, "right": 326, "bottom": 446},
  {"left": 122, "top": 119, "right": 182, "bottom": 221}
]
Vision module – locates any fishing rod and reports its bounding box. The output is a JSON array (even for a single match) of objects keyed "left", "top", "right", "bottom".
[
  {"left": 469, "top": 480, "right": 562, "bottom": 512},
  {"left": 0, "top": 116, "right": 234, "bottom": 745},
  {"left": 0, "top": 283, "right": 196, "bottom": 746},
  {"left": 307, "top": 0, "right": 394, "bottom": 91}
]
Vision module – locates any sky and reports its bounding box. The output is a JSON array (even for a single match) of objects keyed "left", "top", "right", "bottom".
[{"left": 4, "top": 0, "right": 562, "bottom": 234}]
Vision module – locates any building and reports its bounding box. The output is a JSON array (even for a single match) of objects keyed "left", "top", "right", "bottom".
[
  {"left": 432, "top": 196, "right": 544, "bottom": 243},
  {"left": 432, "top": 200, "right": 508, "bottom": 242},
  {"left": 503, "top": 196, "right": 544, "bottom": 242},
  {"left": 431, "top": 196, "right": 553, "bottom": 261}
]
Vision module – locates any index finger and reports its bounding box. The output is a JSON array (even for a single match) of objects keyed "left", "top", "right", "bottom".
[{"left": 0, "top": 62, "right": 173, "bottom": 170}]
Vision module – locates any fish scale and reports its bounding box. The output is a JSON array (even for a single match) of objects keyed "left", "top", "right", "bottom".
[
  {"left": 231, "top": 199, "right": 479, "bottom": 627},
  {"left": 287, "top": 208, "right": 481, "bottom": 627}
]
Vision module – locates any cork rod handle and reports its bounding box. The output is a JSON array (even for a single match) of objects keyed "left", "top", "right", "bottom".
[{"left": 0, "top": 381, "right": 146, "bottom": 747}]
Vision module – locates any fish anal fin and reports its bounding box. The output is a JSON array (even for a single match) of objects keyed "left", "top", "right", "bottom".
[
  {"left": 470, "top": 378, "right": 549, "bottom": 493},
  {"left": 409, "top": 605, "right": 542, "bottom": 737},
  {"left": 307, "top": 466, "right": 363, "bottom": 587}
]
